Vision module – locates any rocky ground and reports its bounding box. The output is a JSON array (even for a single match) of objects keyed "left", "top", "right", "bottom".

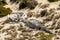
[{"left": 0, "top": 0, "right": 60, "bottom": 40}]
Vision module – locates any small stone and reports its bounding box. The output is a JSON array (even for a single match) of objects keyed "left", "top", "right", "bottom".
[{"left": 40, "top": 9, "right": 48, "bottom": 17}]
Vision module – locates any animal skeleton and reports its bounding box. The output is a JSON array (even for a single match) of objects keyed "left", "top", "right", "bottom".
[{"left": 8, "top": 12, "right": 53, "bottom": 34}]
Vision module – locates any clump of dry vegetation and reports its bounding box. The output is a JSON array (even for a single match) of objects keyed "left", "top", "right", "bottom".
[
  {"left": 48, "top": 0, "right": 59, "bottom": 2},
  {"left": 0, "top": 7, "right": 12, "bottom": 17},
  {"left": 0, "top": 0, "right": 12, "bottom": 17},
  {"left": 19, "top": 0, "right": 38, "bottom": 9},
  {"left": 40, "top": 34, "right": 55, "bottom": 40},
  {"left": 10, "top": 0, "right": 38, "bottom": 9},
  {"left": 0, "top": 0, "right": 7, "bottom": 6}
]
